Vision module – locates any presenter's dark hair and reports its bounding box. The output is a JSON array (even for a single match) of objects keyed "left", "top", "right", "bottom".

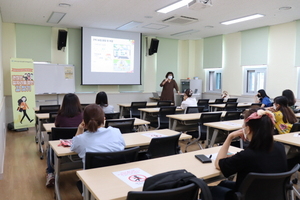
[
  {"left": 282, "top": 89, "right": 296, "bottom": 107},
  {"left": 165, "top": 72, "right": 174, "bottom": 79},
  {"left": 83, "top": 104, "right": 104, "bottom": 132},
  {"left": 273, "top": 96, "right": 297, "bottom": 124},
  {"left": 95, "top": 91, "right": 109, "bottom": 107},
  {"left": 244, "top": 108, "right": 274, "bottom": 152},
  {"left": 58, "top": 93, "right": 82, "bottom": 117}
]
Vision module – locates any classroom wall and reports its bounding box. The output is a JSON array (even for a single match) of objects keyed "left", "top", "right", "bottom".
[{"left": 0, "top": 14, "right": 7, "bottom": 179}]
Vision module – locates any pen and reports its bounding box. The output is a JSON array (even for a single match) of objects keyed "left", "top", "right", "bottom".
[{"left": 209, "top": 155, "right": 212, "bottom": 158}]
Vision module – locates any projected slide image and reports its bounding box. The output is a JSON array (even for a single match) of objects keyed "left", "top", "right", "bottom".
[{"left": 91, "top": 36, "right": 134, "bottom": 73}]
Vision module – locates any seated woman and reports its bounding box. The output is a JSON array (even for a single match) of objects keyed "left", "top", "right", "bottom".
[
  {"left": 180, "top": 89, "right": 197, "bottom": 113},
  {"left": 213, "top": 108, "right": 287, "bottom": 200},
  {"left": 221, "top": 91, "right": 230, "bottom": 101},
  {"left": 267, "top": 96, "right": 297, "bottom": 134},
  {"left": 46, "top": 93, "right": 83, "bottom": 187},
  {"left": 255, "top": 89, "right": 272, "bottom": 107},
  {"left": 95, "top": 91, "right": 114, "bottom": 113},
  {"left": 70, "top": 104, "right": 125, "bottom": 165},
  {"left": 282, "top": 89, "right": 299, "bottom": 113}
]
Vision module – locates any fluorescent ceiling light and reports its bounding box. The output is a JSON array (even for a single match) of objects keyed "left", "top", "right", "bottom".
[
  {"left": 47, "top": 12, "right": 66, "bottom": 24},
  {"left": 221, "top": 14, "right": 264, "bottom": 25},
  {"left": 117, "top": 21, "right": 142, "bottom": 30},
  {"left": 157, "top": 0, "right": 193, "bottom": 14},
  {"left": 171, "top": 29, "right": 199, "bottom": 36}
]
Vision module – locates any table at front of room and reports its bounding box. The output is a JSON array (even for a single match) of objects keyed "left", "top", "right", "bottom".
[
  {"left": 209, "top": 102, "right": 252, "bottom": 111},
  {"left": 204, "top": 119, "right": 244, "bottom": 148},
  {"left": 35, "top": 113, "right": 51, "bottom": 159},
  {"left": 118, "top": 102, "right": 158, "bottom": 118},
  {"left": 77, "top": 146, "right": 242, "bottom": 200},
  {"left": 166, "top": 111, "right": 227, "bottom": 131},
  {"left": 49, "top": 129, "right": 191, "bottom": 200}
]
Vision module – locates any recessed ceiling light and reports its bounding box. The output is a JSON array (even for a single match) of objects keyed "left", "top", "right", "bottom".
[
  {"left": 279, "top": 6, "right": 292, "bottom": 10},
  {"left": 157, "top": 0, "right": 193, "bottom": 14},
  {"left": 59, "top": 3, "right": 71, "bottom": 7},
  {"left": 221, "top": 14, "right": 264, "bottom": 25},
  {"left": 117, "top": 21, "right": 142, "bottom": 30},
  {"left": 47, "top": 12, "right": 66, "bottom": 24}
]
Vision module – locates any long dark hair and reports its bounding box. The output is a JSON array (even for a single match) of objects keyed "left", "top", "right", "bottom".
[
  {"left": 282, "top": 89, "right": 296, "bottom": 107},
  {"left": 95, "top": 91, "right": 109, "bottom": 107},
  {"left": 58, "top": 93, "right": 82, "bottom": 117},
  {"left": 244, "top": 108, "right": 274, "bottom": 152},
  {"left": 257, "top": 89, "right": 269, "bottom": 100},
  {"left": 83, "top": 104, "right": 105, "bottom": 132},
  {"left": 274, "top": 96, "right": 297, "bottom": 124}
]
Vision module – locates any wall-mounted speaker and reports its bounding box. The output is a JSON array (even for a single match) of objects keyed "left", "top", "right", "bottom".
[
  {"left": 57, "top": 30, "right": 68, "bottom": 50},
  {"left": 148, "top": 38, "right": 159, "bottom": 56}
]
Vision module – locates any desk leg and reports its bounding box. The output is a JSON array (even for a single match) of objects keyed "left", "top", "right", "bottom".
[
  {"left": 140, "top": 111, "right": 146, "bottom": 120},
  {"left": 119, "top": 106, "right": 124, "bottom": 118},
  {"left": 169, "top": 119, "right": 177, "bottom": 130},
  {"left": 209, "top": 129, "right": 219, "bottom": 148},
  {"left": 54, "top": 155, "right": 61, "bottom": 200},
  {"left": 38, "top": 119, "right": 44, "bottom": 159}
]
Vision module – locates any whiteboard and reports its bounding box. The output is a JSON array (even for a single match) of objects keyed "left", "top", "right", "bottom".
[{"left": 34, "top": 63, "right": 75, "bottom": 94}]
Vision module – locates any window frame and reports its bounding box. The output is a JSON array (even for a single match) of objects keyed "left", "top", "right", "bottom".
[
  {"left": 243, "top": 65, "right": 267, "bottom": 95},
  {"left": 206, "top": 69, "right": 222, "bottom": 93}
]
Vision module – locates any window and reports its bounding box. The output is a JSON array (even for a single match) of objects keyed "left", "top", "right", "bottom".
[
  {"left": 243, "top": 66, "right": 266, "bottom": 94},
  {"left": 206, "top": 69, "right": 222, "bottom": 92}
]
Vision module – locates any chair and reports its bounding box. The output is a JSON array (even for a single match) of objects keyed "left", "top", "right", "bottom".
[
  {"left": 130, "top": 101, "right": 147, "bottom": 118},
  {"left": 223, "top": 111, "right": 242, "bottom": 121},
  {"left": 185, "top": 106, "right": 205, "bottom": 114},
  {"left": 197, "top": 99, "right": 210, "bottom": 112},
  {"left": 290, "top": 122, "right": 300, "bottom": 132},
  {"left": 127, "top": 183, "right": 199, "bottom": 200},
  {"left": 224, "top": 102, "right": 238, "bottom": 111},
  {"left": 151, "top": 106, "right": 176, "bottom": 129},
  {"left": 85, "top": 146, "right": 140, "bottom": 169},
  {"left": 81, "top": 103, "right": 90, "bottom": 110},
  {"left": 214, "top": 98, "right": 224, "bottom": 104},
  {"left": 138, "top": 133, "right": 181, "bottom": 160},
  {"left": 38, "top": 105, "right": 60, "bottom": 113},
  {"left": 47, "top": 112, "right": 58, "bottom": 123},
  {"left": 234, "top": 164, "right": 299, "bottom": 200},
  {"left": 185, "top": 112, "right": 222, "bottom": 152},
  {"left": 105, "top": 112, "right": 120, "bottom": 119},
  {"left": 105, "top": 118, "right": 135, "bottom": 133},
  {"left": 227, "top": 98, "right": 238, "bottom": 102},
  {"left": 51, "top": 127, "right": 78, "bottom": 140},
  {"left": 157, "top": 100, "right": 172, "bottom": 107}
]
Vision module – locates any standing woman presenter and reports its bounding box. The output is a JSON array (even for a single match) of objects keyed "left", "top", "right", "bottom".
[{"left": 160, "top": 72, "right": 179, "bottom": 103}]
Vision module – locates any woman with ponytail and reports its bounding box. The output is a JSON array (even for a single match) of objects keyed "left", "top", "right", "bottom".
[
  {"left": 180, "top": 88, "right": 197, "bottom": 113},
  {"left": 70, "top": 104, "right": 125, "bottom": 164}
]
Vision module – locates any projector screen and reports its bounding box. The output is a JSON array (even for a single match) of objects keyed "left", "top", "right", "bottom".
[{"left": 81, "top": 27, "right": 142, "bottom": 85}]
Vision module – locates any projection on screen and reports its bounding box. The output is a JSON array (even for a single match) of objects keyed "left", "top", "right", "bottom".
[
  {"left": 91, "top": 36, "right": 134, "bottom": 73},
  {"left": 82, "top": 27, "right": 141, "bottom": 85}
]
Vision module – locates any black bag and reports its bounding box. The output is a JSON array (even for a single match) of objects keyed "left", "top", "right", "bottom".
[{"left": 143, "top": 169, "right": 212, "bottom": 200}]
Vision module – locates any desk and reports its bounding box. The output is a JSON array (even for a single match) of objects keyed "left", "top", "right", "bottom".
[
  {"left": 49, "top": 129, "right": 191, "bottom": 200},
  {"left": 295, "top": 113, "right": 300, "bottom": 119},
  {"left": 77, "top": 146, "right": 242, "bottom": 200},
  {"left": 35, "top": 113, "right": 51, "bottom": 159},
  {"left": 209, "top": 103, "right": 252, "bottom": 111},
  {"left": 167, "top": 111, "right": 227, "bottom": 131},
  {"left": 138, "top": 107, "right": 184, "bottom": 120},
  {"left": 118, "top": 102, "right": 158, "bottom": 117},
  {"left": 204, "top": 119, "right": 244, "bottom": 147}
]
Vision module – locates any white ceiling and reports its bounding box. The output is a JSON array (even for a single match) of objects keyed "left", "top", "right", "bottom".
[{"left": 1, "top": 0, "right": 300, "bottom": 40}]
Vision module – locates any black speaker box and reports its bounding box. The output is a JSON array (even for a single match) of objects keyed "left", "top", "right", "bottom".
[
  {"left": 57, "top": 30, "right": 68, "bottom": 50},
  {"left": 149, "top": 38, "right": 159, "bottom": 55}
]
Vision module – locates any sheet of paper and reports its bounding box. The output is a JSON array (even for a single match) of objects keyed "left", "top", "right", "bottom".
[
  {"left": 142, "top": 132, "right": 167, "bottom": 138},
  {"left": 293, "top": 133, "right": 300, "bottom": 137},
  {"left": 113, "top": 168, "right": 152, "bottom": 188},
  {"left": 220, "top": 122, "right": 241, "bottom": 127}
]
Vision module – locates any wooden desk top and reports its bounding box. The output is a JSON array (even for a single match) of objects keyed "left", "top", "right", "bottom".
[
  {"left": 295, "top": 113, "right": 300, "bottom": 118},
  {"left": 166, "top": 111, "right": 226, "bottom": 121},
  {"left": 49, "top": 129, "right": 191, "bottom": 157},
  {"left": 118, "top": 102, "right": 158, "bottom": 107},
  {"left": 35, "top": 113, "right": 49, "bottom": 120},
  {"left": 209, "top": 102, "right": 252, "bottom": 108},
  {"left": 77, "top": 146, "right": 242, "bottom": 200},
  {"left": 273, "top": 132, "right": 300, "bottom": 147},
  {"left": 138, "top": 107, "right": 184, "bottom": 113},
  {"left": 43, "top": 118, "right": 151, "bottom": 132},
  {"left": 204, "top": 119, "right": 243, "bottom": 131}
]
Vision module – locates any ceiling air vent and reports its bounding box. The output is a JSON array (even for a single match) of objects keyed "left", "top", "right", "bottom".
[{"left": 162, "top": 16, "right": 198, "bottom": 25}]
